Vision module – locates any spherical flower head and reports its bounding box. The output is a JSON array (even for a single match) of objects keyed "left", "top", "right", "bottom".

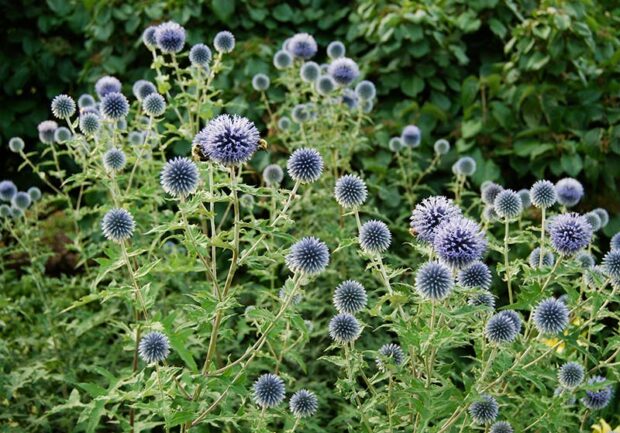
[
  {"left": 549, "top": 213, "right": 593, "bottom": 255},
  {"left": 576, "top": 251, "right": 595, "bottom": 269},
  {"left": 497, "top": 310, "right": 522, "bottom": 333},
  {"left": 585, "top": 211, "right": 602, "bottom": 232},
  {"left": 194, "top": 114, "right": 260, "bottom": 166},
  {"left": 433, "top": 138, "right": 450, "bottom": 155},
  {"left": 530, "top": 180, "right": 557, "bottom": 209},
  {"left": 458, "top": 262, "right": 491, "bottom": 290},
  {"left": 142, "top": 26, "right": 157, "bottom": 49},
  {"left": 286, "top": 236, "right": 329, "bottom": 275},
  {"left": 78, "top": 94, "right": 96, "bottom": 108},
  {"left": 289, "top": 389, "right": 318, "bottom": 418},
  {"left": 160, "top": 157, "right": 199, "bottom": 198},
  {"left": 299, "top": 61, "right": 320, "bottom": 83},
  {"left": 518, "top": 189, "right": 531, "bottom": 208},
  {"left": 602, "top": 249, "right": 620, "bottom": 279},
  {"left": 189, "top": 43, "right": 212, "bottom": 66},
  {"left": 528, "top": 247, "right": 555, "bottom": 268},
  {"left": 9, "top": 137, "right": 25, "bottom": 153},
  {"left": 249, "top": 73, "right": 270, "bottom": 92},
  {"left": 213, "top": 30, "right": 235, "bottom": 53},
  {"left": 132, "top": 80, "right": 157, "bottom": 101},
  {"left": 273, "top": 50, "right": 293, "bottom": 69},
  {"left": 490, "top": 421, "right": 513, "bottom": 433},
  {"left": 376, "top": 343, "right": 405, "bottom": 371},
  {"left": 277, "top": 116, "right": 291, "bottom": 130},
  {"left": 101, "top": 208, "right": 135, "bottom": 242},
  {"left": 329, "top": 313, "right": 361, "bottom": 344},
  {"left": 433, "top": 217, "right": 487, "bottom": 268},
  {"left": 155, "top": 21, "right": 185, "bottom": 53},
  {"left": 0, "top": 204, "right": 10, "bottom": 218},
  {"left": 51, "top": 94, "right": 76, "bottom": 119},
  {"left": 27, "top": 187, "right": 42, "bottom": 201},
  {"left": 359, "top": 220, "right": 391, "bottom": 254},
  {"left": 328, "top": 57, "right": 359, "bottom": 86},
  {"left": 581, "top": 376, "right": 613, "bottom": 410},
  {"left": 533, "top": 298, "right": 569, "bottom": 335},
  {"left": 558, "top": 361, "right": 584, "bottom": 388},
  {"left": 455, "top": 156, "right": 477, "bottom": 176},
  {"left": 593, "top": 208, "right": 609, "bottom": 227},
  {"left": 333, "top": 280, "right": 367, "bottom": 314},
  {"left": 38, "top": 120, "right": 58, "bottom": 144},
  {"left": 469, "top": 395, "right": 499, "bottom": 424},
  {"left": 101, "top": 92, "right": 129, "bottom": 120},
  {"left": 334, "top": 174, "right": 367, "bottom": 208},
  {"left": 103, "top": 148, "right": 126, "bottom": 172},
  {"left": 410, "top": 196, "right": 462, "bottom": 243},
  {"left": 252, "top": 373, "right": 285, "bottom": 408},
  {"left": 555, "top": 178, "right": 583, "bottom": 207},
  {"left": 400, "top": 125, "right": 421, "bottom": 148},
  {"left": 142, "top": 93, "right": 166, "bottom": 117},
  {"left": 468, "top": 292, "right": 496, "bottom": 308},
  {"left": 327, "top": 40, "right": 346, "bottom": 59},
  {"left": 287, "top": 148, "right": 323, "bottom": 183},
  {"left": 263, "top": 164, "right": 284, "bottom": 187},
  {"left": 389, "top": 137, "right": 403, "bottom": 152},
  {"left": 485, "top": 312, "right": 518, "bottom": 344},
  {"left": 481, "top": 182, "right": 503, "bottom": 205},
  {"left": 0, "top": 180, "right": 17, "bottom": 202},
  {"left": 355, "top": 80, "right": 376, "bottom": 101},
  {"left": 95, "top": 76, "right": 122, "bottom": 98},
  {"left": 79, "top": 113, "right": 101, "bottom": 136},
  {"left": 415, "top": 261, "right": 454, "bottom": 301},
  {"left": 54, "top": 127, "right": 72, "bottom": 143},
  {"left": 138, "top": 331, "right": 170, "bottom": 363},
  {"left": 12, "top": 191, "right": 31, "bottom": 210},
  {"left": 288, "top": 33, "right": 318, "bottom": 59},
  {"left": 494, "top": 189, "right": 523, "bottom": 220}
]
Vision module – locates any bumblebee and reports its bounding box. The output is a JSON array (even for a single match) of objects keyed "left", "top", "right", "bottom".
[
  {"left": 192, "top": 144, "right": 209, "bottom": 162},
  {"left": 259, "top": 139, "right": 269, "bottom": 150}
]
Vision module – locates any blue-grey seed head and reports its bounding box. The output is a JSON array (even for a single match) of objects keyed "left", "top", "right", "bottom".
[
  {"left": 533, "top": 298, "right": 569, "bottom": 335},
  {"left": 194, "top": 114, "right": 260, "bottom": 166},
  {"left": 9, "top": 137, "right": 25, "bottom": 153},
  {"left": 334, "top": 174, "right": 367, "bottom": 208},
  {"left": 329, "top": 313, "right": 361, "bottom": 343},
  {"left": 469, "top": 395, "right": 499, "bottom": 424},
  {"left": 160, "top": 157, "right": 199, "bottom": 198},
  {"left": 558, "top": 362, "right": 584, "bottom": 388},
  {"left": 138, "top": 331, "right": 170, "bottom": 363},
  {"left": 0, "top": 204, "right": 10, "bottom": 217},
  {"left": 155, "top": 21, "right": 186, "bottom": 53},
  {"left": 468, "top": 292, "right": 496, "bottom": 308},
  {"left": 549, "top": 213, "right": 592, "bottom": 255},
  {"left": 576, "top": 251, "right": 595, "bottom": 269},
  {"left": 213, "top": 30, "right": 235, "bottom": 53},
  {"left": 300, "top": 61, "right": 320, "bottom": 83},
  {"left": 327, "top": 40, "right": 346, "bottom": 59},
  {"left": 410, "top": 195, "right": 462, "bottom": 243},
  {"left": 253, "top": 373, "right": 286, "bottom": 408},
  {"left": 285, "top": 236, "right": 329, "bottom": 275},
  {"left": 528, "top": 247, "right": 555, "bottom": 268},
  {"left": 289, "top": 33, "right": 318, "bottom": 59},
  {"left": 530, "top": 180, "right": 557, "bottom": 208},
  {"left": 482, "top": 206, "right": 498, "bottom": 222},
  {"left": 78, "top": 94, "right": 96, "bottom": 108},
  {"left": 95, "top": 76, "right": 122, "bottom": 98},
  {"left": 333, "top": 280, "right": 367, "bottom": 314},
  {"left": 101, "top": 92, "right": 129, "bottom": 120},
  {"left": 189, "top": 43, "right": 212, "bottom": 66},
  {"left": 584, "top": 211, "right": 602, "bottom": 232},
  {"left": 142, "top": 93, "right": 166, "bottom": 117},
  {"left": 415, "top": 261, "right": 454, "bottom": 301},
  {"left": 485, "top": 312, "right": 518, "bottom": 343},
  {"left": 389, "top": 137, "right": 403, "bottom": 152},
  {"left": 433, "top": 216, "right": 487, "bottom": 269},
  {"left": 497, "top": 310, "right": 522, "bottom": 334},
  {"left": 359, "top": 220, "right": 391, "bottom": 254},
  {"left": 602, "top": 249, "right": 620, "bottom": 279},
  {"left": 494, "top": 189, "right": 523, "bottom": 220},
  {"left": 277, "top": 116, "right": 291, "bottom": 130},
  {"left": 101, "top": 208, "right": 135, "bottom": 242},
  {"left": 142, "top": 26, "right": 157, "bottom": 48},
  {"left": 103, "top": 148, "right": 126, "bottom": 172},
  {"left": 287, "top": 148, "right": 323, "bottom": 183},
  {"left": 490, "top": 421, "right": 513, "bottom": 433},
  {"left": 51, "top": 94, "right": 76, "bottom": 119},
  {"left": 263, "top": 164, "right": 284, "bottom": 186},
  {"left": 251, "top": 73, "right": 270, "bottom": 91},
  {"left": 289, "top": 389, "right": 318, "bottom": 418},
  {"left": 458, "top": 261, "right": 491, "bottom": 290},
  {"left": 612, "top": 233, "right": 620, "bottom": 251}
]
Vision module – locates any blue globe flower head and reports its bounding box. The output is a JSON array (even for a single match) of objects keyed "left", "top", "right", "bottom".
[
  {"left": 581, "top": 376, "right": 613, "bottom": 410},
  {"left": 549, "top": 213, "right": 593, "bottom": 256},
  {"left": 327, "top": 40, "right": 346, "bottom": 59},
  {"left": 54, "top": 127, "right": 72, "bottom": 144},
  {"left": 0, "top": 204, "right": 10, "bottom": 218},
  {"left": 138, "top": 331, "right": 170, "bottom": 363},
  {"left": 27, "top": 187, "right": 42, "bottom": 201},
  {"left": 289, "top": 33, "right": 318, "bottom": 59},
  {"left": 142, "top": 26, "right": 157, "bottom": 49},
  {"left": 263, "top": 164, "right": 284, "bottom": 187},
  {"left": 78, "top": 94, "right": 96, "bottom": 108},
  {"left": 612, "top": 233, "right": 620, "bottom": 251},
  {"left": 533, "top": 298, "right": 569, "bottom": 335},
  {"left": 101, "top": 92, "right": 129, "bottom": 120},
  {"left": 51, "top": 94, "right": 76, "bottom": 119},
  {"left": 95, "top": 76, "right": 122, "bottom": 99},
  {"left": 194, "top": 114, "right": 260, "bottom": 166},
  {"left": 593, "top": 208, "right": 609, "bottom": 227},
  {"left": 518, "top": 189, "right": 531, "bottom": 208},
  {"left": 287, "top": 148, "right": 323, "bottom": 183},
  {"left": 576, "top": 251, "right": 595, "bottom": 269},
  {"left": 482, "top": 206, "right": 498, "bottom": 223},
  {"left": 286, "top": 236, "right": 329, "bottom": 275},
  {"left": 359, "top": 220, "right": 391, "bottom": 254},
  {"left": 558, "top": 361, "right": 584, "bottom": 388},
  {"left": 485, "top": 312, "right": 519, "bottom": 344},
  {"left": 433, "top": 138, "right": 450, "bottom": 155},
  {"left": 341, "top": 88, "right": 359, "bottom": 110},
  {"left": 300, "top": 61, "right": 321, "bottom": 83},
  {"left": 155, "top": 21, "right": 185, "bottom": 53},
  {"left": 38, "top": 120, "right": 58, "bottom": 144},
  {"left": 253, "top": 373, "right": 285, "bottom": 408},
  {"left": 289, "top": 389, "right": 318, "bottom": 418},
  {"left": 11, "top": 191, "right": 31, "bottom": 210},
  {"left": 401, "top": 125, "right": 421, "bottom": 148},
  {"left": 334, "top": 174, "right": 368, "bottom": 208},
  {"left": 79, "top": 113, "right": 101, "bottom": 136},
  {"left": 142, "top": 93, "right": 166, "bottom": 117},
  {"left": 497, "top": 310, "right": 522, "bottom": 333},
  {"left": 189, "top": 43, "right": 212, "bottom": 66},
  {"left": 273, "top": 50, "right": 293, "bottom": 69},
  {"left": 410, "top": 196, "right": 462, "bottom": 243},
  {"left": 251, "top": 73, "right": 270, "bottom": 91},
  {"left": 469, "top": 395, "right": 499, "bottom": 424},
  {"left": 389, "top": 137, "right": 403, "bottom": 152},
  {"left": 490, "top": 421, "right": 513, "bottom": 433},
  {"left": 291, "top": 104, "right": 310, "bottom": 123},
  {"left": 530, "top": 180, "right": 557, "bottom": 209},
  {"left": 329, "top": 312, "right": 361, "bottom": 343},
  {"left": 160, "top": 157, "right": 199, "bottom": 198},
  {"left": 433, "top": 217, "right": 487, "bottom": 269},
  {"left": 458, "top": 261, "right": 491, "bottom": 290},
  {"left": 103, "top": 148, "right": 126, "bottom": 172},
  {"left": 0, "top": 180, "right": 17, "bottom": 202},
  {"left": 481, "top": 182, "right": 503, "bottom": 205},
  {"left": 355, "top": 80, "right": 376, "bottom": 101},
  {"left": 277, "top": 116, "right": 291, "bottom": 130},
  {"left": 376, "top": 343, "right": 405, "bottom": 371},
  {"left": 455, "top": 156, "right": 477, "bottom": 176},
  {"left": 9, "top": 137, "right": 25, "bottom": 153},
  {"left": 333, "top": 280, "right": 367, "bottom": 314},
  {"left": 555, "top": 178, "right": 584, "bottom": 208},
  {"left": 101, "top": 208, "right": 135, "bottom": 242},
  {"left": 214, "top": 30, "right": 235, "bottom": 53},
  {"left": 528, "top": 247, "right": 555, "bottom": 268},
  {"left": 315, "top": 75, "right": 336, "bottom": 95},
  {"left": 328, "top": 57, "right": 360, "bottom": 86},
  {"left": 602, "top": 249, "right": 620, "bottom": 279},
  {"left": 468, "top": 292, "right": 496, "bottom": 308},
  {"left": 415, "top": 261, "right": 454, "bottom": 301},
  {"left": 584, "top": 211, "right": 602, "bottom": 232},
  {"left": 132, "top": 80, "right": 157, "bottom": 101},
  {"left": 494, "top": 189, "right": 523, "bottom": 220}
]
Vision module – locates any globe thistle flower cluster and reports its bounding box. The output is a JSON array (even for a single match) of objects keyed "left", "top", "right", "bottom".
[
  {"left": 327, "top": 57, "right": 359, "bottom": 86},
  {"left": 469, "top": 395, "right": 499, "bottom": 424},
  {"left": 274, "top": 50, "right": 293, "bottom": 69},
  {"left": 517, "top": 189, "right": 531, "bottom": 208},
  {"left": 333, "top": 280, "right": 367, "bottom": 314},
  {"left": 101, "top": 92, "right": 129, "bottom": 120},
  {"left": 555, "top": 178, "right": 583, "bottom": 207},
  {"left": 433, "top": 138, "right": 450, "bottom": 155},
  {"left": 189, "top": 43, "right": 212, "bottom": 67},
  {"left": 359, "top": 220, "right": 391, "bottom": 254},
  {"left": 548, "top": 213, "right": 593, "bottom": 255},
  {"left": 38, "top": 120, "right": 58, "bottom": 144},
  {"left": 103, "top": 148, "right": 126, "bottom": 172},
  {"left": 355, "top": 80, "right": 376, "bottom": 101},
  {"left": 155, "top": 21, "right": 186, "bottom": 53},
  {"left": 299, "top": 61, "right": 320, "bottom": 82},
  {"left": 78, "top": 93, "right": 96, "bottom": 108},
  {"left": 415, "top": 261, "right": 454, "bottom": 301},
  {"left": 468, "top": 292, "right": 496, "bottom": 308},
  {"left": 581, "top": 376, "right": 613, "bottom": 410},
  {"left": 454, "top": 156, "right": 477, "bottom": 176},
  {"left": 8, "top": 137, "right": 25, "bottom": 153},
  {"left": 612, "top": 233, "right": 620, "bottom": 251},
  {"left": 485, "top": 311, "right": 520, "bottom": 343},
  {"left": 28, "top": 187, "right": 42, "bottom": 201},
  {"left": 528, "top": 247, "right": 555, "bottom": 268},
  {"left": 389, "top": 137, "right": 403, "bottom": 152},
  {"left": 328, "top": 312, "right": 361, "bottom": 343},
  {"left": 315, "top": 75, "right": 336, "bottom": 95},
  {"left": 101, "top": 208, "right": 135, "bottom": 242},
  {"left": 490, "top": 421, "right": 513, "bottom": 433},
  {"left": 54, "top": 127, "right": 72, "bottom": 143},
  {"left": 80, "top": 113, "right": 101, "bottom": 136},
  {"left": 287, "top": 148, "right": 323, "bottom": 183},
  {"left": 262, "top": 164, "right": 284, "bottom": 187},
  {"left": 533, "top": 298, "right": 569, "bottom": 335},
  {"left": 252, "top": 373, "right": 285, "bottom": 408},
  {"left": 51, "top": 94, "right": 76, "bottom": 119},
  {"left": 602, "top": 249, "right": 620, "bottom": 279},
  {"left": 493, "top": 189, "right": 523, "bottom": 220},
  {"left": 213, "top": 31, "right": 235, "bottom": 53},
  {"left": 530, "top": 180, "right": 557, "bottom": 208},
  {"left": 142, "top": 93, "right": 166, "bottom": 117},
  {"left": 576, "top": 251, "right": 595, "bottom": 269},
  {"left": 138, "top": 331, "right": 170, "bottom": 363},
  {"left": 327, "top": 40, "right": 346, "bottom": 59},
  {"left": 334, "top": 174, "right": 368, "bottom": 208},
  {"left": 481, "top": 182, "right": 503, "bottom": 205},
  {"left": 251, "top": 73, "right": 270, "bottom": 91},
  {"left": 593, "top": 208, "right": 609, "bottom": 227},
  {"left": 12, "top": 191, "right": 32, "bottom": 210},
  {"left": 557, "top": 362, "right": 584, "bottom": 388},
  {"left": 584, "top": 211, "right": 602, "bottom": 231},
  {"left": 132, "top": 80, "right": 157, "bottom": 100},
  {"left": 289, "top": 389, "right": 318, "bottom": 417},
  {"left": 458, "top": 261, "right": 492, "bottom": 290},
  {"left": 432, "top": 217, "right": 487, "bottom": 268},
  {"left": 401, "top": 125, "right": 421, "bottom": 148},
  {"left": 160, "top": 157, "right": 199, "bottom": 198},
  {"left": 288, "top": 33, "right": 318, "bottom": 59},
  {"left": 409, "top": 196, "right": 462, "bottom": 243},
  {"left": 277, "top": 116, "right": 291, "bottom": 130},
  {"left": 194, "top": 114, "right": 260, "bottom": 166},
  {"left": 0, "top": 180, "right": 17, "bottom": 202},
  {"left": 95, "top": 76, "right": 122, "bottom": 98},
  {"left": 376, "top": 343, "right": 404, "bottom": 371},
  {"left": 285, "top": 237, "right": 329, "bottom": 275}
]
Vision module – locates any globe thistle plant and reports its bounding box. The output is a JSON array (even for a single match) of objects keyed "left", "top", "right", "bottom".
[
  {"left": 415, "top": 261, "right": 454, "bottom": 301},
  {"left": 355, "top": 80, "right": 376, "bottom": 100},
  {"left": 189, "top": 43, "right": 212, "bottom": 66},
  {"left": 251, "top": 73, "right": 270, "bottom": 91},
  {"left": 101, "top": 208, "right": 135, "bottom": 242},
  {"left": 51, "top": 94, "right": 76, "bottom": 119},
  {"left": 315, "top": 75, "right": 336, "bottom": 95},
  {"left": 455, "top": 156, "right": 477, "bottom": 176},
  {"left": 262, "top": 164, "right": 284, "bottom": 187},
  {"left": 287, "top": 148, "right": 323, "bottom": 183},
  {"left": 581, "top": 376, "right": 613, "bottom": 410},
  {"left": 458, "top": 261, "right": 492, "bottom": 290},
  {"left": 273, "top": 50, "right": 293, "bottom": 69},
  {"left": 101, "top": 92, "right": 129, "bottom": 120},
  {"left": 555, "top": 178, "right": 584, "bottom": 207},
  {"left": 103, "top": 148, "right": 126, "bottom": 172},
  {"left": 194, "top": 114, "right": 260, "bottom": 166},
  {"left": 433, "top": 138, "right": 450, "bottom": 155},
  {"left": 289, "top": 33, "right": 317, "bottom": 59},
  {"left": 213, "top": 31, "right": 235, "bottom": 53},
  {"left": 329, "top": 313, "right": 361, "bottom": 343},
  {"left": 359, "top": 220, "right": 391, "bottom": 254},
  {"left": 95, "top": 76, "right": 122, "bottom": 98},
  {"left": 481, "top": 182, "right": 503, "bottom": 205},
  {"left": 333, "top": 280, "right": 367, "bottom": 314},
  {"left": 155, "top": 21, "right": 185, "bottom": 53},
  {"left": 138, "top": 331, "right": 170, "bottom": 363},
  {"left": 486, "top": 312, "right": 519, "bottom": 343},
  {"left": 0, "top": 180, "right": 17, "bottom": 202},
  {"left": 376, "top": 343, "right": 404, "bottom": 371},
  {"left": 530, "top": 180, "right": 557, "bottom": 208},
  {"left": 12, "top": 192, "right": 32, "bottom": 210},
  {"left": 289, "top": 389, "right": 318, "bottom": 418},
  {"left": 433, "top": 217, "right": 487, "bottom": 268},
  {"left": 38, "top": 120, "right": 58, "bottom": 144},
  {"left": 328, "top": 57, "right": 359, "bottom": 86},
  {"left": 79, "top": 113, "right": 101, "bottom": 136},
  {"left": 286, "top": 237, "right": 329, "bottom": 275},
  {"left": 327, "top": 40, "right": 346, "bottom": 59},
  {"left": 9, "top": 137, "right": 25, "bottom": 153},
  {"left": 533, "top": 298, "right": 569, "bottom": 335},
  {"left": 469, "top": 395, "right": 499, "bottom": 424},
  {"left": 494, "top": 189, "right": 523, "bottom": 220},
  {"left": 548, "top": 213, "right": 593, "bottom": 255},
  {"left": 410, "top": 196, "right": 462, "bottom": 243},
  {"left": 334, "top": 174, "right": 368, "bottom": 208},
  {"left": 558, "top": 362, "right": 584, "bottom": 388},
  {"left": 160, "top": 157, "right": 199, "bottom": 198},
  {"left": 252, "top": 373, "right": 285, "bottom": 408},
  {"left": 490, "top": 421, "right": 513, "bottom": 433},
  {"left": 132, "top": 80, "right": 157, "bottom": 101},
  {"left": 528, "top": 247, "right": 555, "bottom": 268},
  {"left": 401, "top": 125, "right": 421, "bottom": 148}
]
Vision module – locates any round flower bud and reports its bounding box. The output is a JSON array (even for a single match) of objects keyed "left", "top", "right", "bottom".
[
  {"left": 155, "top": 21, "right": 185, "bottom": 53},
  {"left": 612, "top": 233, "right": 620, "bottom": 251},
  {"left": 327, "top": 40, "right": 346, "bottom": 59},
  {"left": 27, "top": 187, "right": 42, "bottom": 201},
  {"left": 12, "top": 191, "right": 32, "bottom": 210},
  {"left": 132, "top": 80, "right": 157, "bottom": 101},
  {"left": 549, "top": 213, "right": 592, "bottom": 255},
  {"left": 38, "top": 120, "right": 58, "bottom": 144},
  {"left": 490, "top": 421, "right": 513, "bottom": 433},
  {"left": 160, "top": 157, "right": 199, "bottom": 198},
  {"left": 142, "top": 26, "right": 157, "bottom": 49},
  {"left": 555, "top": 178, "right": 583, "bottom": 208},
  {"left": 213, "top": 30, "right": 235, "bottom": 53},
  {"left": 415, "top": 261, "right": 454, "bottom": 301},
  {"left": 593, "top": 208, "right": 609, "bottom": 227},
  {"left": 468, "top": 292, "right": 496, "bottom": 308},
  {"left": 469, "top": 395, "right": 499, "bottom": 424},
  {"left": 300, "top": 61, "right": 321, "bottom": 83},
  {"left": 376, "top": 343, "right": 404, "bottom": 371},
  {"left": 359, "top": 220, "right": 391, "bottom": 254},
  {"left": 584, "top": 211, "right": 602, "bottom": 232},
  {"left": 401, "top": 125, "right": 421, "bottom": 148},
  {"left": 494, "top": 189, "right": 523, "bottom": 220},
  {"left": 78, "top": 94, "right": 96, "bottom": 108},
  {"left": 433, "top": 138, "right": 450, "bottom": 155},
  {"left": 95, "top": 76, "right": 122, "bottom": 99},
  {"left": 289, "top": 33, "right": 317, "bottom": 59},
  {"left": 103, "top": 148, "right": 126, "bottom": 172},
  {"left": 333, "top": 280, "right": 367, "bottom": 314},
  {"left": 252, "top": 373, "right": 285, "bottom": 408},
  {"left": 0, "top": 180, "right": 17, "bottom": 202},
  {"left": 189, "top": 43, "right": 212, "bottom": 66},
  {"left": 9, "top": 137, "right": 25, "bottom": 153},
  {"left": 410, "top": 195, "right": 462, "bottom": 243},
  {"left": 315, "top": 75, "right": 336, "bottom": 95},
  {"left": 433, "top": 217, "right": 487, "bottom": 268},
  {"left": 482, "top": 206, "right": 498, "bottom": 222},
  {"left": 194, "top": 114, "right": 260, "bottom": 166},
  {"left": 485, "top": 312, "right": 519, "bottom": 343},
  {"left": 389, "top": 137, "right": 403, "bottom": 152},
  {"left": 329, "top": 313, "right": 361, "bottom": 343},
  {"left": 101, "top": 208, "right": 135, "bottom": 242},
  {"left": 286, "top": 236, "right": 329, "bottom": 275},
  {"left": 355, "top": 80, "right": 376, "bottom": 100},
  {"left": 0, "top": 204, "right": 10, "bottom": 217},
  {"left": 533, "top": 298, "right": 569, "bottom": 335},
  {"left": 289, "top": 389, "right": 318, "bottom": 418},
  {"left": 263, "top": 164, "right": 284, "bottom": 187},
  {"left": 528, "top": 247, "right": 555, "bottom": 268},
  {"left": 51, "top": 94, "right": 76, "bottom": 119},
  {"left": 558, "top": 362, "right": 584, "bottom": 388},
  {"left": 138, "top": 331, "right": 170, "bottom": 363},
  {"left": 455, "top": 156, "right": 477, "bottom": 176},
  {"left": 334, "top": 174, "right": 367, "bottom": 208},
  {"left": 481, "top": 183, "right": 503, "bottom": 205},
  {"left": 251, "top": 73, "right": 270, "bottom": 91},
  {"left": 530, "top": 180, "right": 557, "bottom": 209},
  {"left": 328, "top": 57, "right": 359, "bottom": 86},
  {"left": 458, "top": 262, "right": 491, "bottom": 290},
  {"left": 277, "top": 116, "right": 291, "bottom": 130},
  {"left": 602, "top": 249, "right": 620, "bottom": 279},
  {"left": 287, "top": 148, "right": 323, "bottom": 183},
  {"left": 576, "top": 251, "right": 595, "bottom": 269},
  {"left": 79, "top": 113, "right": 101, "bottom": 136},
  {"left": 273, "top": 50, "right": 293, "bottom": 69},
  {"left": 54, "top": 127, "right": 71, "bottom": 143},
  {"left": 101, "top": 92, "right": 129, "bottom": 120}
]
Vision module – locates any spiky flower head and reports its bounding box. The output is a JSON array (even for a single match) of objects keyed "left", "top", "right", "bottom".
[
  {"left": 376, "top": 343, "right": 405, "bottom": 371},
  {"left": 485, "top": 312, "right": 519, "bottom": 343},
  {"left": 389, "top": 137, "right": 403, "bottom": 152},
  {"left": 576, "top": 251, "right": 595, "bottom": 269},
  {"left": 359, "top": 220, "right": 391, "bottom": 254},
  {"left": 469, "top": 395, "right": 499, "bottom": 424},
  {"left": 593, "top": 208, "right": 609, "bottom": 227},
  {"left": 27, "top": 187, "right": 42, "bottom": 201},
  {"left": 468, "top": 292, "right": 496, "bottom": 308},
  {"left": 252, "top": 373, "right": 285, "bottom": 408},
  {"left": 315, "top": 75, "right": 336, "bottom": 95},
  {"left": 499, "top": 310, "right": 522, "bottom": 333},
  {"left": 533, "top": 298, "right": 569, "bottom": 335},
  {"left": 328, "top": 57, "right": 359, "bottom": 86},
  {"left": 132, "top": 80, "right": 157, "bottom": 101},
  {"left": 213, "top": 30, "right": 235, "bottom": 53},
  {"left": 54, "top": 127, "right": 72, "bottom": 143},
  {"left": 333, "top": 280, "right": 367, "bottom": 314},
  {"left": 142, "top": 26, "right": 157, "bottom": 49},
  {"left": 581, "top": 376, "right": 613, "bottom": 410},
  {"left": 79, "top": 113, "right": 101, "bottom": 136},
  {"left": 273, "top": 50, "right": 293, "bottom": 69},
  {"left": 490, "top": 421, "right": 513, "bottom": 433},
  {"left": 286, "top": 236, "right": 329, "bottom": 275},
  {"left": 78, "top": 94, "right": 96, "bottom": 108},
  {"left": 528, "top": 247, "right": 555, "bottom": 268},
  {"left": 95, "top": 76, "right": 122, "bottom": 98},
  {"left": 455, "top": 156, "right": 477, "bottom": 176},
  {"left": 530, "top": 180, "right": 557, "bottom": 209},
  {"left": 12, "top": 192, "right": 31, "bottom": 210},
  {"left": 401, "top": 125, "right": 421, "bottom": 148},
  {"left": 277, "top": 116, "right": 291, "bottom": 130},
  {"left": 518, "top": 189, "right": 531, "bottom": 208},
  {"left": 549, "top": 213, "right": 593, "bottom": 255},
  {"left": 51, "top": 94, "right": 76, "bottom": 119},
  {"left": 288, "top": 33, "right": 317, "bottom": 59},
  {"left": 101, "top": 92, "right": 129, "bottom": 120},
  {"left": 329, "top": 313, "right": 361, "bottom": 343},
  {"left": 555, "top": 178, "right": 584, "bottom": 207},
  {"left": 494, "top": 189, "right": 523, "bottom": 220},
  {"left": 9, "top": 137, "right": 25, "bottom": 153},
  {"left": 410, "top": 196, "right": 462, "bottom": 243},
  {"left": 299, "top": 61, "right": 319, "bottom": 83},
  {"left": 189, "top": 43, "right": 212, "bottom": 66},
  {"left": 433, "top": 138, "right": 450, "bottom": 155},
  {"left": 154, "top": 21, "right": 185, "bottom": 53},
  {"left": 0, "top": 180, "right": 17, "bottom": 202},
  {"left": 251, "top": 73, "right": 270, "bottom": 91},
  {"left": 458, "top": 262, "right": 491, "bottom": 290},
  {"left": 138, "top": 331, "right": 170, "bottom": 363},
  {"left": 433, "top": 217, "right": 487, "bottom": 268},
  {"left": 101, "top": 208, "right": 135, "bottom": 242},
  {"left": 327, "top": 40, "right": 346, "bottom": 59},
  {"left": 287, "top": 148, "right": 323, "bottom": 183},
  {"left": 38, "top": 120, "right": 58, "bottom": 144},
  {"left": 334, "top": 174, "right": 367, "bottom": 208},
  {"left": 194, "top": 114, "right": 260, "bottom": 166},
  {"left": 481, "top": 182, "right": 503, "bottom": 205},
  {"left": 289, "top": 389, "right": 318, "bottom": 418},
  {"left": 355, "top": 80, "right": 376, "bottom": 100},
  {"left": 160, "top": 157, "right": 199, "bottom": 198},
  {"left": 558, "top": 362, "right": 584, "bottom": 388},
  {"left": 103, "top": 148, "right": 126, "bottom": 172},
  {"left": 415, "top": 261, "right": 454, "bottom": 301},
  {"left": 263, "top": 164, "right": 284, "bottom": 186},
  {"left": 602, "top": 249, "right": 620, "bottom": 279}
]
